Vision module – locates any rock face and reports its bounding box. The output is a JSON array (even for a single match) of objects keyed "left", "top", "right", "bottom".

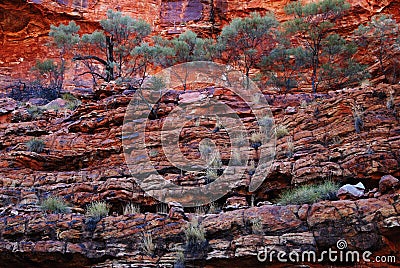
[
  {"left": 379, "top": 175, "right": 400, "bottom": 194},
  {"left": 0, "top": 81, "right": 398, "bottom": 266},
  {"left": 0, "top": 0, "right": 400, "bottom": 267},
  {"left": 1, "top": 0, "right": 400, "bottom": 86},
  {"left": 0, "top": 190, "right": 399, "bottom": 267}
]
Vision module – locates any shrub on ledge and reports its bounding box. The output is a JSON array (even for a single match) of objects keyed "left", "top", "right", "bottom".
[
  {"left": 86, "top": 201, "right": 109, "bottom": 220},
  {"left": 26, "top": 138, "right": 45, "bottom": 153},
  {"left": 276, "top": 180, "right": 340, "bottom": 205},
  {"left": 40, "top": 196, "right": 69, "bottom": 214}
]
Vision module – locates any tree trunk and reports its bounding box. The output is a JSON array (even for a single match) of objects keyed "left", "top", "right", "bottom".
[{"left": 106, "top": 36, "right": 115, "bottom": 81}]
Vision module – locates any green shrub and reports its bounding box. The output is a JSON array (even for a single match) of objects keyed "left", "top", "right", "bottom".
[
  {"left": 26, "top": 138, "right": 45, "bottom": 153},
  {"left": 86, "top": 201, "right": 109, "bottom": 219},
  {"left": 251, "top": 217, "right": 264, "bottom": 235},
  {"left": 276, "top": 180, "right": 339, "bottom": 205},
  {"left": 174, "top": 251, "right": 185, "bottom": 268},
  {"left": 40, "top": 196, "right": 69, "bottom": 214},
  {"left": 27, "top": 105, "right": 43, "bottom": 119},
  {"left": 62, "top": 93, "right": 81, "bottom": 110},
  {"left": 184, "top": 217, "right": 207, "bottom": 255},
  {"left": 276, "top": 124, "right": 289, "bottom": 138}
]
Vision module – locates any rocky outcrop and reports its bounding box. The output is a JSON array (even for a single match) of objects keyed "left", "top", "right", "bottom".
[
  {"left": 0, "top": 189, "right": 398, "bottom": 267},
  {"left": 0, "top": 79, "right": 398, "bottom": 266},
  {"left": 0, "top": 83, "right": 399, "bottom": 209}
]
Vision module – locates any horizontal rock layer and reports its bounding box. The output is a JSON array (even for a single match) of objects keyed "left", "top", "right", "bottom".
[{"left": 0, "top": 189, "right": 399, "bottom": 267}]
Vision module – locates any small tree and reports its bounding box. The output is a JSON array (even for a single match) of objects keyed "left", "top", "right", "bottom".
[
  {"left": 130, "top": 42, "right": 159, "bottom": 86},
  {"left": 259, "top": 32, "right": 310, "bottom": 92},
  {"left": 151, "top": 31, "right": 215, "bottom": 91},
  {"left": 354, "top": 14, "right": 400, "bottom": 83},
  {"left": 48, "top": 21, "right": 80, "bottom": 90},
  {"left": 74, "top": 9, "right": 151, "bottom": 83},
  {"left": 284, "top": 0, "right": 351, "bottom": 93},
  {"left": 152, "top": 31, "right": 215, "bottom": 67},
  {"left": 31, "top": 59, "right": 64, "bottom": 90},
  {"left": 319, "top": 34, "right": 368, "bottom": 89},
  {"left": 217, "top": 12, "right": 278, "bottom": 81}
]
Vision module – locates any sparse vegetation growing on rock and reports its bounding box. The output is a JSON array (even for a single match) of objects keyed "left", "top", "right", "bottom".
[
  {"left": 141, "top": 232, "right": 155, "bottom": 256},
  {"left": 174, "top": 251, "right": 185, "bottom": 268},
  {"left": 40, "top": 196, "right": 69, "bottom": 214},
  {"left": 26, "top": 138, "right": 45, "bottom": 153},
  {"left": 352, "top": 104, "right": 364, "bottom": 133},
  {"left": 276, "top": 124, "right": 289, "bottom": 138},
  {"left": 276, "top": 180, "right": 339, "bottom": 205},
  {"left": 250, "top": 131, "right": 263, "bottom": 149},
  {"left": 86, "top": 201, "right": 109, "bottom": 219},
  {"left": 251, "top": 217, "right": 264, "bottom": 235},
  {"left": 62, "top": 93, "right": 81, "bottom": 110},
  {"left": 123, "top": 203, "right": 141, "bottom": 215},
  {"left": 184, "top": 217, "right": 207, "bottom": 255},
  {"left": 156, "top": 203, "right": 169, "bottom": 214}
]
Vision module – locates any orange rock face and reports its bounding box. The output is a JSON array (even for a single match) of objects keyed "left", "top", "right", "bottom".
[{"left": 0, "top": 1, "right": 400, "bottom": 267}]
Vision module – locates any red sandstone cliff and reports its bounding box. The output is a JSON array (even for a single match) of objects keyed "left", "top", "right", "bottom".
[
  {"left": 0, "top": 1, "right": 399, "bottom": 267},
  {"left": 1, "top": 0, "right": 400, "bottom": 86}
]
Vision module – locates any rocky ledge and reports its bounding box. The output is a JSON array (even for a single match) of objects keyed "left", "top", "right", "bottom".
[{"left": 0, "top": 188, "right": 399, "bottom": 267}]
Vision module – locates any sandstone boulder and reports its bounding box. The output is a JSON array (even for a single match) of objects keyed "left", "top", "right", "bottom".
[{"left": 379, "top": 175, "right": 399, "bottom": 194}]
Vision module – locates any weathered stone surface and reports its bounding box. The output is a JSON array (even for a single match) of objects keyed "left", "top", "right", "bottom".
[
  {"left": 379, "top": 175, "right": 399, "bottom": 194},
  {"left": 0, "top": 190, "right": 398, "bottom": 267}
]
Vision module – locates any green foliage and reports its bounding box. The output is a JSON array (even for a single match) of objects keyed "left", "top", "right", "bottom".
[
  {"left": 27, "top": 105, "right": 43, "bottom": 119},
  {"left": 49, "top": 21, "right": 80, "bottom": 51},
  {"left": 259, "top": 31, "right": 310, "bottom": 92},
  {"left": 354, "top": 14, "right": 400, "bottom": 83},
  {"left": 218, "top": 12, "right": 278, "bottom": 78},
  {"left": 276, "top": 180, "right": 339, "bottom": 205},
  {"left": 319, "top": 34, "right": 369, "bottom": 89},
  {"left": 152, "top": 31, "right": 215, "bottom": 67},
  {"left": 31, "top": 59, "right": 64, "bottom": 91},
  {"left": 86, "top": 201, "right": 109, "bottom": 219},
  {"left": 284, "top": 0, "right": 352, "bottom": 92},
  {"left": 184, "top": 218, "right": 207, "bottom": 255},
  {"left": 75, "top": 9, "right": 152, "bottom": 82},
  {"left": 130, "top": 43, "right": 160, "bottom": 85},
  {"left": 48, "top": 21, "right": 80, "bottom": 90},
  {"left": 26, "top": 138, "right": 45, "bottom": 153},
  {"left": 40, "top": 196, "right": 69, "bottom": 214},
  {"left": 61, "top": 93, "right": 81, "bottom": 110}
]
